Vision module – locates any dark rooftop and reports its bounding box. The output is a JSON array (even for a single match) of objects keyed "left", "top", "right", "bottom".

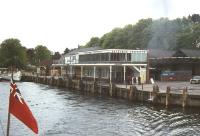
[
  {"left": 149, "top": 49, "right": 175, "bottom": 58},
  {"left": 179, "top": 49, "right": 200, "bottom": 57}
]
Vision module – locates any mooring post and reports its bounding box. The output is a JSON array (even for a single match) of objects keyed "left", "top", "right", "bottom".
[
  {"left": 152, "top": 84, "right": 159, "bottom": 104},
  {"left": 129, "top": 85, "right": 133, "bottom": 101},
  {"left": 68, "top": 78, "right": 72, "bottom": 89},
  {"left": 166, "top": 86, "right": 171, "bottom": 107},
  {"left": 79, "top": 79, "right": 84, "bottom": 91},
  {"left": 182, "top": 87, "right": 188, "bottom": 108},
  {"left": 109, "top": 83, "right": 113, "bottom": 97},
  {"left": 91, "top": 81, "right": 97, "bottom": 94},
  {"left": 129, "top": 85, "right": 137, "bottom": 101},
  {"left": 141, "top": 83, "right": 144, "bottom": 102}
]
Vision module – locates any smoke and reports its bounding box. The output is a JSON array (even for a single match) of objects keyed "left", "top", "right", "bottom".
[
  {"left": 161, "top": 0, "right": 170, "bottom": 17},
  {"left": 147, "top": 0, "right": 181, "bottom": 50},
  {"left": 147, "top": 18, "right": 179, "bottom": 50},
  {"left": 154, "top": 0, "right": 171, "bottom": 17}
]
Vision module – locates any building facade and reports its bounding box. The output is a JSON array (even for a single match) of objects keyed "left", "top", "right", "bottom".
[
  {"left": 149, "top": 49, "right": 200, "bottom": 81},
  {"left": 52, "top": 47, "right": 148, "bottom": 84}
]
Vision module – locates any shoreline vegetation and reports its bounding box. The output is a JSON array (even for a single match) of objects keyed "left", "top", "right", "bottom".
[{"left": 0, "top": 14, "right": 200, "bottom": 70}]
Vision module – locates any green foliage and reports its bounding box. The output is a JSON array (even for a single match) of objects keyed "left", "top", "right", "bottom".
[
  {"left": 87, "top": 19, "right": 153, "bottom": 49},
  {"left": 64, "top": 47, "right": 70, "bottom": 54},
  {"left": 0, "top": 38, "right": 27, "bottom": 68},
  {"left": 52, "top": 52, "right": 61, "bottom": 60},
  {"left": 101, "top": 28, "right": 125, "bottom": 49},
  {"left": 84, "top": 14, "right": 200, "bottom": 50},
  {"left": 35, "top": 45, "right": 51, "bottom": 65},
  {"left": 86, "top": 37, "right": 100, "bottom": 47},
  {"left": 26, "top": 48, "right": 36, "bottom": 65},
  {"left": 176, "top": 24, "right": 200, "bottom": 49},
  {"left": 189, "top": 14, "right": 200, "bottom": 23}
]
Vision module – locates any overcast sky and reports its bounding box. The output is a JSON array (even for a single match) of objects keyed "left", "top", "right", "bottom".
[{"left": 0, "top": 0, "right": 199, "bottom": 53}]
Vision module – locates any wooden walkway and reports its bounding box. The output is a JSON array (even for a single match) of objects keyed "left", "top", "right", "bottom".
[{"left": 116, "top": 81, "right": 200, "bottom": 95}]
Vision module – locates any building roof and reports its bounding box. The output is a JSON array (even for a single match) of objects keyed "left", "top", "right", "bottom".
[
  {"left": 39, "top": 59, "right": 53, "bottom": 67},
  {"left": 149, "top": 49, "right": 200, "bottom": 58},
  {"left": 149, "top": 49, "right": 200, "bottom": 66},
  {"left": 178, "top": 49, "right": 200, "bottom": 57},
  {"left": 67, "top": 46, "right": 102, "bottom": 55},
  {"left": 149, "top": 49, "right": 175, "bottom": 58}
]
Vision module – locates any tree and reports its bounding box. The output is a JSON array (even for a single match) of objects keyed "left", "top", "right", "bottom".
[
  {"left": 64, "top": 47, "right": 70, "bottom": 54},
  {"left": 176, "top": 24, "right": 200, "bottom": 49},
  {"left": 101, "top": 28, "right": 125, "bottom": 49},
  {"left": 100, "top": 18, "right": 153, "bottom": 49},
  {"left": 26, "top": 48, "right": 36, "bottom": 65},
  {"left": 52, "top": 52, "right": 61, "bottom": 60},
  {"left": 0, "top": 38, "right": 27, "bottom": 68},
  {"left": 35, "top": 45, "right": 51, "bottom": 65},
  {"left": 86, "top": 37, "right": 100, "bottom": 47},
  {"left": 190, "top": 14, "right": 200, "bottom": 23},
  {"left": 82, "top": 15, "right": 200, "bottom": 50}
]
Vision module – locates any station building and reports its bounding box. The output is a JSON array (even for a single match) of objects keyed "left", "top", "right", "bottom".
[{"left": 149, "top": 49, "right": 200, "bottom": 81}]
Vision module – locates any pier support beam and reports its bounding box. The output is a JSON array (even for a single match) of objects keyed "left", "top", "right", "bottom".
[
  {"left": 81, "top": 66, "right": 83, "bottom": 80},
  {"left": 94, "top": 66, "right": 96, "bottom": 81},
  {"left": 166, "top": 86, "right": 171, "bottom": 107},
  {"left": 60, "top": 66, "right": 63, "bottom": 76},
  {"left": 70, "top": 66, "right": 73, "bottom": 78},
  {"left": 109, "top": 83, "right": 115, "bottom": 97},
  {"left": 152, "top": 85, "right": 159, "bottom": 104},
  {"left": 110, "top": 65, "right": 112, "bottom": 84},
  {"left": 182, "top": 87, "right": 188, "bottom": 108},
  {"left": 129, "top": 85, "right": 137, "bottom": 101},
  {"left": 123, "top": 66, "right": 126, "bottom": 84}
]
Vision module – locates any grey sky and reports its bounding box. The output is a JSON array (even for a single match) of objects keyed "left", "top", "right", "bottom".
[{"left": 0, "top": 0, "right": 199, "bottom": 53}]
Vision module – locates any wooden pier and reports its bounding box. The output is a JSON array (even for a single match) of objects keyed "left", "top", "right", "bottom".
[{"left": 22, "top": 75, "right": 200, "bottom": 108}]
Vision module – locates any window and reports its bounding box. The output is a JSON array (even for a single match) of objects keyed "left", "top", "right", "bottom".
[{"left": 131, "top": 51, "right": 147, "bottom": 62}]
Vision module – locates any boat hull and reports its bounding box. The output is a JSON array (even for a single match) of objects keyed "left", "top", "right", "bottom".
[{"left": 0, "top": 71, "right": 22, "bottom": 81}]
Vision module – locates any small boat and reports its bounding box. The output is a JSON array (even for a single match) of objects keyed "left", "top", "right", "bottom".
[{"left": 0, "top": 71, "right": 22, "bottom": 81}]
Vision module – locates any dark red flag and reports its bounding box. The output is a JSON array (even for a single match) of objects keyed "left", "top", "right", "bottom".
[{"left": 9, "top": 81, "right": 38, "bottom": 134}]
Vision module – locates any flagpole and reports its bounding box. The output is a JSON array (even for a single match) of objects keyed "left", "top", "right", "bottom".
[
  {"left": 6, "top": 66, "right": 13, "bottom": 136},
  {"left": 6, "top": 95, "right": 11, "bottom": 136}
]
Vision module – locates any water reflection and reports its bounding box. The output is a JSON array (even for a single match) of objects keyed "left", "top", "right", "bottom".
[{"left": 0, "top": 82, "right": 200, "bottom": 136}]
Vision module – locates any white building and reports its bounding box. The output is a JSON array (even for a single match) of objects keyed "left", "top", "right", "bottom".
[{"left": 52, "top": 47, "right": 149, "bottom": 84}]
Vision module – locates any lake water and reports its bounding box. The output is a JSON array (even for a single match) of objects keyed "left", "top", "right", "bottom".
[{"left": 0, "top": 82, "right": 200, "bottom": 136}]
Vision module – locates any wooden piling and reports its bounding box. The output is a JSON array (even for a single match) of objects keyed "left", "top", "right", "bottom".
[
  {"left": 91, "top": 81, "right": 97, "bottom": 94},
  {"left": 129, "top": 86, "right": 133, "bottom": 101},
  {"left": 129, "top": 85, "right": 137, "bottom": 101},
  {"left": 152, "top": 84, "right": 159, "bottom": 104},
  {"left": 182, "top": 87, "right": 188, "bottom": 108},
  {"left": 109, "top": 83, "right": 113, "bottom": 97},
  {"left": 79, "top": 79, "right": 84, "bottom": 91},
  {"left": 166, "top": 86, "right": 170, "bottom": 107},
  {"left": 67, "top": 78, "right": 72, "bottom": 89},
  {"left": 141, "top": 83, "right": 144, "bottom": 102}
]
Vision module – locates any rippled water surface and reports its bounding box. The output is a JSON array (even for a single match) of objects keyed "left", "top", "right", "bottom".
[{"left": 0, "top": 82, "right": 200, "bottom": 136}]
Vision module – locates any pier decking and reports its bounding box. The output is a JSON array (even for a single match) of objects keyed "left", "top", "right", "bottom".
[
  {"left": 118, "top": 81, "right": 200, "bottom": 95},
  {"left": 22, "top": 75, "right": 200, "bottom": 108}
]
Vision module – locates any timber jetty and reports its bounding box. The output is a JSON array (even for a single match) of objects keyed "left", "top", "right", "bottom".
[
  {"left": 22, "top": 75, "right": 200, "bottom": 108},
  {"left": 23, "top": 48, "right": 200, "bottom": 108}
]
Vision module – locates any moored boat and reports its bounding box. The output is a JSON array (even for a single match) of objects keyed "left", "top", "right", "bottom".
[{"left": 0, "top": 71, "right": 22, "bottom": 81}]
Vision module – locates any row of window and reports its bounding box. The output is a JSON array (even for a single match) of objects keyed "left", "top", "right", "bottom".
[{"left": 79, "top": 52, "right": 147, "bottom": 63}]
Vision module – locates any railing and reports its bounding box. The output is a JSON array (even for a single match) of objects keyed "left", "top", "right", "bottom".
[{"left": 78, "top": 61, "right": 147, "bottom": 64}]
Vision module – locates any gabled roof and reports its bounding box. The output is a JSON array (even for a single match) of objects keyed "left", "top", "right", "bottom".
[
  {"left": 66, "top": 46, "right": 102, "bottom": 56},
  {"left": 149, "top": 49, "right": 175, "bottom": 58},
  {"left": 39, "top": 59, "right": 53, "bottom": 67},
  {"left": 178, "top": 49, "right": 200, "bottom": 57}
]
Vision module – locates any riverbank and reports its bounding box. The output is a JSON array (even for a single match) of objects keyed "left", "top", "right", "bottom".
[
  {"left": 2, "top": 81, "right": 200, "bottom": 135},
  {"left": 22, "top": 75, "right": 200, "bottom": 108}
]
